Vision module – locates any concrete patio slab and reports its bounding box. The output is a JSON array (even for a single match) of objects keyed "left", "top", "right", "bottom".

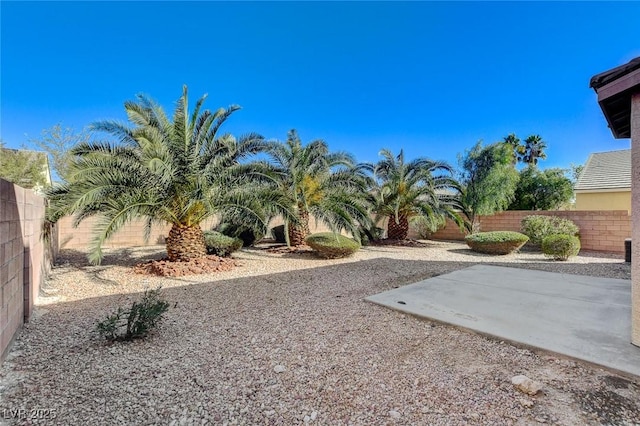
[{"left": 366, "top": 264, "right": 640, "bottom": 377}]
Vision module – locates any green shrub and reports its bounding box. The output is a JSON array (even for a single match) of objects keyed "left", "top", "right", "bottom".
[
  {"left": 203, "top": 230, "right": 243, "bottom": 256},
  {"left": 521, "top": 215, "right": 579, "bottom": 246},
  {"left": 541, "top": 234, "right": 581, "bottom": 261},
  {"left": 271, "top": 225, "right": 286, "bottom": 243},
  {"left": 216, "top": 222, "right": 263, "bottom": 247},
  {"left": 410, "top": 215, "right": 445, "bottom": 239},
  {"left": 306, "top": 233, "right": 361, "bottom": 258},
  {"left": 96, "top": 287, "right": 170, "bottom": 341},
  {"left": 465, "top": 231, "right": 529, "bottom": 255},
  {"left": 358, "top": 225, "right": 384, "bottom": 246}
]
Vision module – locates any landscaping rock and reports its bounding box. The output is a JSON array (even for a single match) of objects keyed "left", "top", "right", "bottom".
[
  {"left": 0, "top": 242, "right": 635, "bottom": 425},
  {"left": 519, "top": 397, "right": 535, "bottom": 408},
  {"left": 512, "top": 375, "right": 543, "bottom": 395}
]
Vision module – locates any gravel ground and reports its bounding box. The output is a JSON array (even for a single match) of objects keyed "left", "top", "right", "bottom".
[{"left": 1, "top": 240, "right": 638, "bottom": 425}]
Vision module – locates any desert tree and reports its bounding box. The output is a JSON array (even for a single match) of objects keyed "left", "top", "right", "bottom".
[{"left": 458, "top": 141, "right": 519, "bottom": 232}]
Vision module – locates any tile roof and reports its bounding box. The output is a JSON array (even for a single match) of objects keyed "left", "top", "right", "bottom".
[{"left": 574, "top": 149, "right": 631, "bottom": 191}]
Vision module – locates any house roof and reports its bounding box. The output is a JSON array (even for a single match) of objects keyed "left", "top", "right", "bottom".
[
  {"left": 574, "top": 149, "right": 631, "bottom": 192},
  {"left": 590, "top": 57, "right": 640, "bottom": 139}
]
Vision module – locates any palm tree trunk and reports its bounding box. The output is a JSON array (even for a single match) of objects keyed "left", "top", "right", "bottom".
[
  {"left": 387, "top": 214, "right": 409, "bottom": 240},
  {"left": 288, "top": 208, "right": 310, "bottom": 246},
  {"left": 166, "top": 223, "right": 207, "bottom": 261}
]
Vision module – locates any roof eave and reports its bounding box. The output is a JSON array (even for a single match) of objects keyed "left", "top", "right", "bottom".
[
  {"left": 574, "top": 187, "right": 631, "bottom": 193},
  {"left": 590, "top": 58, "right": 640, "bottom": 139}
]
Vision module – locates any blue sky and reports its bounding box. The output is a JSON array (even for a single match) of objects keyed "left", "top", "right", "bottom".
[{"left": 2, "top": 1, "right": 639, "bottom": 171}]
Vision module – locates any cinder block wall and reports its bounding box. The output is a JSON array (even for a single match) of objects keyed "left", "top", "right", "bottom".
[
  {"left": 430, "top": 210, "right": 631, "bottom": 253},
  {"left": 0, "top": 178, "right": 52, "bottom": 361},
  {"left": 57, "top": 216, "right": 174, "bottom": 250},
  {"left": 57, "top": 215, "right": 341, "bottom": 250}
]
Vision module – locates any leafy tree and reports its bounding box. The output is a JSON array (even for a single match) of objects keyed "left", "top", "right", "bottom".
[
  {"left": 508, "top": 167, "right": 574, "bottom": 211},
  {"left": 264, "top": 130, "right": 372, "bottom": 246},
  {"left": 46, "top": 86, "right": 286, "bottom": 265},
  {"left": 29, "top": 124, "right": 90, "bottom": 182},
  {"left": 371, "top": 149, "right": 461, "bottom": 240},
  {"left": 569, "top": 163, "right": 584, "bottom": 184},
  {"left": 0, "top": 141, "right": 49, "bottom": 189},
  {"left": 458, "top": 141, "right": 519, "bottom": 232}
]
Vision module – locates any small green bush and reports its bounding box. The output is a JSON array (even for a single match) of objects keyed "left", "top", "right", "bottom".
[
  {"left": 203, "top": 230, "right": 243, "bottom": 256},
  {"left": 521, "top": 215, "right": 579, "bottom": 246},
  {"left": 358, "top": 225, "right": 384, "bottom": 246},
  {"left": 541, "top": 234, "right": 581, "bottom": 261},
  {"left": 306, "top": 233, "right": 361, "bottom": 258},
  {"left": 216, "top": 222, "right": 263, "bottom": 247},
  {"left": 465, "top": 231, "right": 529, "bottom": 255},
  {"left": 96, "top": 287, "right": 170, "bottom": 341},
  {"left": 271, "top": 225, "right": 286, "bottom": 243},
  {"left": 410, "top": 215, "right": 445, "bottom": 239}
]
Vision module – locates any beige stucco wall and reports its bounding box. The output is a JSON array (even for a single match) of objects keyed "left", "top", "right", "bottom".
[{"left": 575, "top": 191, "right": 631, "bottom": 213}]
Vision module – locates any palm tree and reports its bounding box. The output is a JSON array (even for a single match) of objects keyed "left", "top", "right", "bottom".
[
  {"left": 371, "top": 149, "right": 462, "bottom": 240},
  {"left": 46, "top": 86, "right": 284, "bottom": 264},
  {"left": 264, "top": 130, "right": 372, "bottom": 246},
  {"left": 503, "top": 133, "right": 524, "bottom": 165},
  {"left": 521, "top": 135, "right": 547, "bottom": 166}
]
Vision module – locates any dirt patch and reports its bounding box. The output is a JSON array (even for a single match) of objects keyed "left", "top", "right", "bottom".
[
  {"left": 265, "top": 244, "right": 315, "bottom": 255},
  {"left": 133, "top": 256, "right": 237, "bottom": 277},
  {"left": 370, "top": 238, "right": 433, "bottom": 247}
]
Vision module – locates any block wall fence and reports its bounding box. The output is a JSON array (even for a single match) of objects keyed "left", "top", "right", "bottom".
[
  {"left": 58, "top": 210, "right": 630, "bottom": 254},
  {"left": 56, "top": 216, "right": 337, "bottom": 249},
  {"left": 0, "top": 179, "right": 56, "bottom": 361},
  {"left": 429, "top": 210, "right": 631, "bottom": 254}
]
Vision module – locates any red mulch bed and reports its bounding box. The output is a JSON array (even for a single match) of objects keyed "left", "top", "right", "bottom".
[{"left": 133, "top": 255, "right": 237, "bottom": 277}]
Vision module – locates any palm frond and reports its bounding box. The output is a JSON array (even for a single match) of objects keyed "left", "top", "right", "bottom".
[{"left": 45, "top": 86, "right": 267, "bottom": 264}]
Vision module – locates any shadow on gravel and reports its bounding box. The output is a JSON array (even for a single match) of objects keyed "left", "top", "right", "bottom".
[
  {"left": 51, "top": 248, "right": 168, "bottom": 286},
  {"left": 56, "top": 248, "right": 167, "bottom": 268}
]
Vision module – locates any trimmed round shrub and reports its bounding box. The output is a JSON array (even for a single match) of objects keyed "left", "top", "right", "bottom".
[
  {"left": 203, "top": 231, "right": 243, "bottom": 257},
  {"left": 306, "top": 233, "right": 361, "bottom": 259},
  {"left": 271, "top": 225, "right": 286, "bottom": 243},
  {"left": 465, "top": 231, "right": 529, "bottom": 255},
  {"left": 521, "top": 215, "right": 579, "bottom": 246},
  {"left": 541, "top": 234, "right": 580, "bottom": 261}
]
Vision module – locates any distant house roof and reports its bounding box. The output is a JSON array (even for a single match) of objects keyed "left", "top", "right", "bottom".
[
  {"left": 575, "top": 149, "right": 631, "bottom": 192},
  {"left": 590, "top": 57, "right": 640, "bottom": 139}
]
